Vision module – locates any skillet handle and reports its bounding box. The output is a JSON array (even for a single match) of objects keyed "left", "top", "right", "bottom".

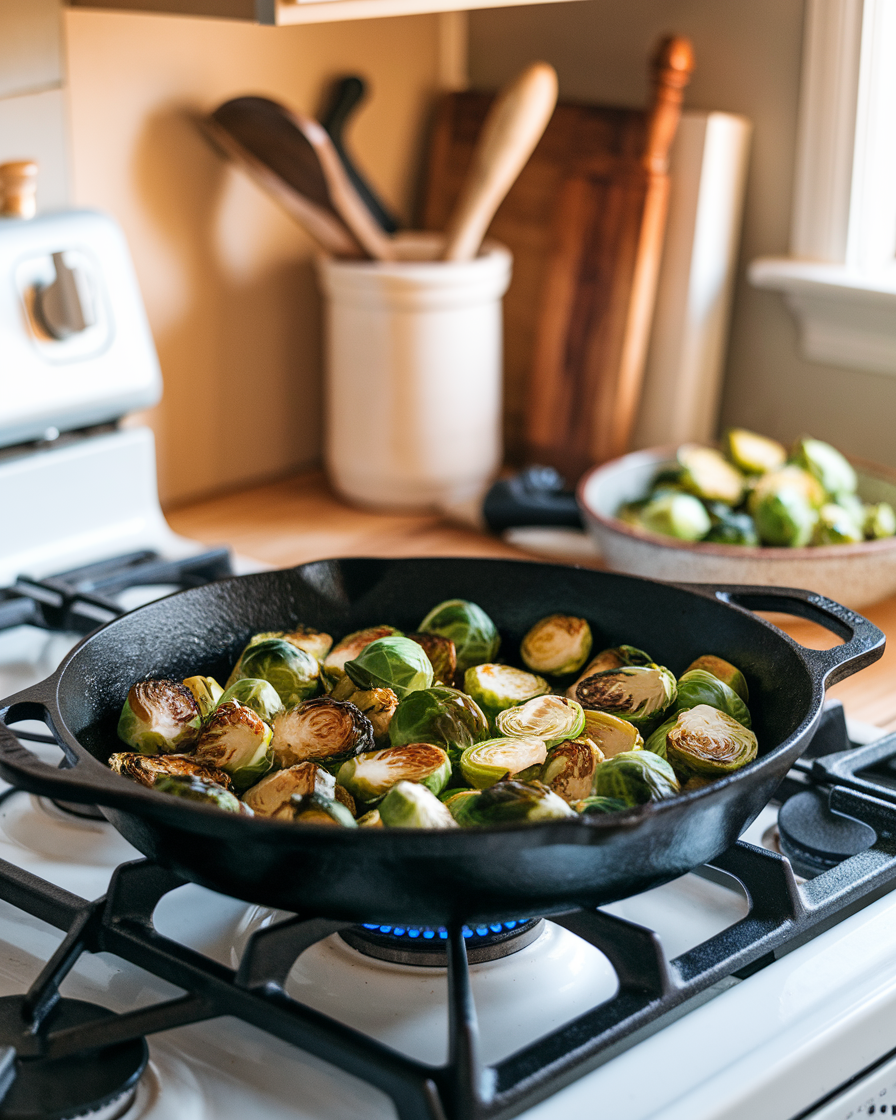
[{"left": 708, "top": 585, "right": 885, "bottom": 687}]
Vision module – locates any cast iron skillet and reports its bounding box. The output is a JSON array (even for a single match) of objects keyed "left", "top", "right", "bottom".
[{"left": 0, "top": 558, "right": 884, "bottom": 926}]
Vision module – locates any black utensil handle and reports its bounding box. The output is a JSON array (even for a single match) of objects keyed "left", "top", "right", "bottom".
[{"left": 709, "top": 585, "right": 885, "bottom": 687}]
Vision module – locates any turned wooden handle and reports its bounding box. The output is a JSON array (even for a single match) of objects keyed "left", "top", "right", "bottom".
[
  {"left": 643, "top": 36, "right": 695, "bottom": 175},
  {"left": 0, "top": 160, "right": 38, "bottom": 219},
  {"left": 441, "top": 62, "right": 558, "bottom": 262}
]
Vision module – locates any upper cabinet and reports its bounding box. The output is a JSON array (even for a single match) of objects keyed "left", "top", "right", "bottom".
[{"left": 68, "top": 0, "right": 583, "bottom": 25}]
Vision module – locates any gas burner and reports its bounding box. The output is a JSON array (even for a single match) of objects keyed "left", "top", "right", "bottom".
[
  {"left": 777, "top": 788, "right": 876, "bottom": 878},
  {"left": 339, "top": 919, "right": 544, "bottom": 966}
]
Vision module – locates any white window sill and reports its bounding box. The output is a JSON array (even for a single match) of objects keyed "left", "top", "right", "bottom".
[{"left": 749, "top": 257, "right": 896, "bottom": 377}]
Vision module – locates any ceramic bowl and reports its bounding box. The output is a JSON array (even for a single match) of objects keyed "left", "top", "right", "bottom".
[{"left": 577, "top": 446, "right": 896, "bottom": 609}]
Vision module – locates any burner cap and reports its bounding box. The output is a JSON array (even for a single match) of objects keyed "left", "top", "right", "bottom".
[
  {"left": 0, "top": 997, "right": 147, "bottom": 1120},
  {"left": 778, "top": 789, "right": 875, "bottom": 878}
]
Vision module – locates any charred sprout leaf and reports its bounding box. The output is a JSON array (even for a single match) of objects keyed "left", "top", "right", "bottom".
[
  {"left": 321, "top": 626, "right": 402, "bottom": 690},
  {"left": 581, "top": 710, "right": 644, "bottom": 757},
  {"left": 673, "top": 669, "right": 752, "bottom": 728},
  {"left": 228, "top": 638, "right": 320, "bottom": 707},
  {"left": 753, "top": 487, "right": 818, "bottom": 547},
  {"left": 452, "top": 780, "right": 576, "bottom": 826},
  {"left": 666, "top": 704, "right": 758, "bottom": 777},
  {"left": 813, "top": 502, "right": 864, "bottom": 545},
  {"left": 218, "top": 677, "right": 283, "bottom": 723},
  {"left": 496, "top": 695, "right": 585, "bottom": 747},
  {"left": 644, "top": 717, "right": 676, "bottom": 760},
  {"left": 639, "top": 493, "right": 711, "bottom": 541},
  {"left": 388, "top": 686, "right": 488, "bottom": 760},
  {"left": 541, "top": 738, "right": 600, "bottom": 801},
  {"left": 572, "top": 795, "right": 629, "bottom": 816},
  {"left": 520, "top": 615, "right": 593, "bottom": 676},
  {"left": 459, "top": 736, "right": 547, "bottom": 789},
  {"left": 464, "top": 664, "right": 550, "bottom": 725},
  {"left": 271, "top": 697, "right": 374, "bottom": 767},
  {"left": 242, "top": 761, "right": 335, "bottom": 816},
  {"left": 725, "top": 428, "right": 787, "bottom": 475},
  {"left": 193, "top": 700, "right": 275, "bottom": 793},
  {"left": 336, "top": 744, "right": 451, "bottom": 803},
  {"left": 357, "top": 808, "right": 383, "bottom": 827},
  {"left": 575, "top": 665, "right": 677, "bottom": 728},
  {"left": 117, "top": 680, "right": 201, "bottom": 755},
  {"left": 153, "top": 774, "right": 247, "bottom": 814},
  {"left": 344, "top": 636, "right": 434, "bottom": 699},
  {"left": 182, "top": 676, "right": 224, "bottom": 719},
  {"left": 274, "top": 792, "right": 357, "bottom": 827},
  {"left": 417, "top": 599, "right": 500, "bottom": 673},
  {"left": 378, "top": 780, "right": 458, "bottom": 828},
  {"left": 678, "top": 445, "right": 744, "bottom": 504},
  {"left": 108, "top": 752, "right": 233, "bottom": 790},
  {"left": 592, "top": 750, "right": 680, "bottom": 806},
  {"left": 865, "top": 501, "right": 896, "bottom": 540},
  {"left": 791, "top": 437, "right": 857, "bottom": 497},
  {"left": 684, "top": 655, "right": 749, "bottom": 702},
  {"left": 406, "top": 633, "right": 457, "bottom": 685}
]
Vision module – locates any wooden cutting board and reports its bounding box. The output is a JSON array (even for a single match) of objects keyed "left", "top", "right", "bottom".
[{"left": 422, "top": 38, "right": 693, "bottom": 481}]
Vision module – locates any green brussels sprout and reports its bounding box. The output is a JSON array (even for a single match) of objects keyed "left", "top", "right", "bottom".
[
  {"left": 520, "top": 615, "right": 593, "bottom": 676},
  {"left": 405, "top": 633, "right": 457, "bottom": 685},
  {"left": 228, "top": 638, "right": 320, "bottom": 707},
  {"left": 575, "top": 665, "right": 677, "bottom": 728},
  {"left": 328, "top": 678, "right": 399, "bottom": 744},
  {"left": 864, "top": 501, "right": 896, "bottom": 540},
  {"left": 451, "top": 780, "right": 576, "bottom": 826},
  {"left": 357, "top": 808, "right": 383, "bottom": 827},
  {"left": 459, "top": 736, "right": 547, "bottom": 789},
  {"left": 274, "top": 792, "right": 358, "bottom": 827},
  {"left": 791, "top": 437, "right": 857, "bottom": 497},
  {"left": 835, "top": 491, "right": 865, "bottom": 523},
  {"left": 336, "top": 744, "right": 451, "bottom": 803},
  {"left": 703, "top": 505, "right": 759, "bottom": 546},
  {"left": 321, "top": 626, "right": 403, "bottom": 690},
  {"left": 441, "top": 788, "right": 482, "bottom": 820},
  {"left": 182, "top": 676, "right": 224, "bottom": 719},
  {"left": 673, "top": 669, "right": 752, "bottom": 728},
  {"left": 388, "top": 686, "right": 489, "bottom": 760},
  {"left": 813, "top": 502, "right": 864, "bottom": 545},
  {"left": 154, "top": 774, "right": 248, "bottom": 814},
  {"left": 193, "top": 700, "right": 275, "bottom": 793},
  {"left": 617, "top": 500, "right": 647, "bottom": 526},
  {"left": 217, "top": 678, "right": 284, "bottom": 723},
  {"left": 748, "top": 465, "right": 826, "bottom": 513},
  {"left": 677, "top": 444, "right": 745, "bottom": 504},
  {"left": 242, "top": 761, "right": 335, "bottom": 816},
  {"left": 592, "top": 750, "right": 680, "bottom": 806},
  {"left": 753, "top": 487, "right": 818, "bottom": 547},
  {"left": 541, "top": 738, "right": 600, "bottom": 802},
  {"left": 724, "top": 428, "right": 786, "bottom": 474},
  {"left": 665, "top": 704, "right": 758, "bottom": 777},
  {"left": 271, "top": 697, "right": 374, "bottom": 767},
  {"left": 246, "top": 627, "right": 333, "bottom": 663},
  {"left": 572, "top": 795, "right": 629, "bottom": 815},
  {"left": 684, "top": 655, "right": 749, "bottom": 702},
  {"left": 417, "top": 599, "right": 500, "bottom": 673},
  {"left": 639, "top": 493, "right": 712, "bottom": 541},
  {"left": 643, "top": 717, "right": 675, "bottom": 759},
  {"left": 496, "top": 695, "right": 585, "bottom": 747},
  {"left": 344, "top": 636, "right": 434, "bottom": 700},
  {"left": 463, "top": 664, "right": 550, "bottom": 725},
  {"left": 379, "top": 781, "right": 458, "bottom": 829},
  {"left": 108, "top": 752, "right": 233, "bottom": 790},
  {"left": 117, "top": 679, "right": 202, "bottom": 755},
  {"left": 581, "top": 710, "right": 644, "bottom": 757}
]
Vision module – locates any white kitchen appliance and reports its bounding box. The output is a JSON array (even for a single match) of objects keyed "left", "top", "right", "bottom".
[{"left": 2, "top": 204, "right": 896, "bottom": 1120}]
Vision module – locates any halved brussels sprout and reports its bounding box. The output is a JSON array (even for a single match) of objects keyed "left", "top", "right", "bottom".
[
  {"left": 581, "top": 710, "right": 644, "bottom": 757},
  {"left": 520, "top": 615, "right": 593, "bottom": 676},
  {"left": 388, "top": 686, "right": 489, "bottom": 760},
  {"left": 452, "top": 780, "right": 576, "bottom": 826},
  {"left": 193, "top": 700, "right": 275, "bottom": 793},
  {"left": 417, "top": 599, "right": 500, "bottom": 673},
  {"left": 541, "top": 738, "right": 600, "bottom": 802},
  {"left": 643, "top": 717, "right": 675, "bottom": 759},
  {"left": 496, "top": 695, "right": 585, "bottom": 747},
  {"left": 724, "top": 428, "right": 786, "bottom": 474},
  {"left": 575, "top": 665, "right": 677, "bottom": 728},
  {"left": 329, "top": 676, "right": 399, "bottom": 742},
  {"left": 117, "top": 680, "right": 202, "bottom": 755},
  {"left": 336, "top": 744, "right": 451, "bottom": 803},
  {"left": 753, "top": 487, "right": 818, "bottom": 547},
  {"left": 242, "top": 761, "right": 335, "bottom": 816},
  {"left": 246, "top": 627, "right": 333, "bottom": 663},
  {"left": 271, "top": 697, "right": 374, "bottom": 768},
  {"left": 379, "top": 780, "right": 458, "bottom": 829},
  {"left": 684, "top": 655, "right": 749, "bottom": 702},
  {"left": 228, "top": 638, "right": 320, "bottom": 707},
  {"left": 639, "top": 493, "right": 711, "bottom": 541},
  {"left": 357, "top": 808, "right": 383, "bottom": 827},
  {"left": 274, "top": 792, "right": 357, "bottom": 827},
  {"left": 678, "top": 445, "right": 745, "bottom": 504},
  {"left": 665, "top": 704, "right": 758, "bottom": 777},
  {"left": 865, "top": 501, "right": 896, "bottom": 540},
  {"left": 464, "top": 664, "right": 550, "bottom": 725},
  {"left": 217, "top": 678, "right": 283, "bottom": 723},
  {"left": 108, "top": 752, "right": 233, "bottom": 790},
  {"left": 344, "top": 636, "right": 434, "bottom": 700},
  {"left": 592, "top": 749, "right": 680, "bottom": 806},
  {"left": 791, "top": 437, "right": 857, "bottom": 497},
  {"left": 673, "top": 669, "right": 751, "bottom": 728},
  {"left": 182, "top": 676, "right": 224, "bottom": 719},
  {"left": 567, "top": 647, "right": 653, "bottom": 698},
  {"left": 459, "top": 736, "right": 547, "bottom": 789},
  {"left": 154, "top": 774, "right": 248, "bottom": 814},
  {"left": 321, "top": 625, "right": 403, "bottom": 690},
  {"left": 703, "top": 505, "right": 759, "bottom": 546},
  {"left": 406, "top": 633, "right": 457, "bottom": 686},
  {"left": 572, "top": 795, "right": 629, "bottom": 815},
  {"left": 813, "top": 502, "right": 864, "bottom": 545}
]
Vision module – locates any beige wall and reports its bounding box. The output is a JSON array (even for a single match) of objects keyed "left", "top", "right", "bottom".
[
  {"left": 64, "top": 9, "right": 444, "bottom": 506},
  {"left": 469, "top": 0, "right": 896, "bottom": 470}
]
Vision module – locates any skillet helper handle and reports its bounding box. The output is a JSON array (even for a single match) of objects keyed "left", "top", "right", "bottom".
[{"left": 709, "top": 585, "right": 885, "bottom": 688}]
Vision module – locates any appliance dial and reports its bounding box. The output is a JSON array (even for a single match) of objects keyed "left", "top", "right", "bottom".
[{"left": 33, "top": 252, "right": 97, "bottom": 340}]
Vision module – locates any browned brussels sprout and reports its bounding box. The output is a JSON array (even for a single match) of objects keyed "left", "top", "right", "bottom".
[
  {"left": 452, "top": 780, "right": 576, "bottom": 826},
  {"left": 459, "top": 736, "right": 547, "bottom": 789},
  {"left": 117, "top": 680, "right": 201, "bottom": 755},
  {"left": 678, "top": 444, "right": 745, "bottom": 504},
  {"left": 406, "top": 633, "right": 458, "bottom": 685},
  {"left": 672, "top": 669, "right": 751, "bottom": 728},
  {"left": 321, "top": 626, "right": 403, "bottom": 690},
  {"left": 193, "top": 700, "right": 275, "bottom": 792},
  {"left": 378, "top": 781, "right": 458, "bottom": 828},
  {"left": 154, "top": 774, "right": 249, "bottom": 814},
  {"left": 520, "top": 615, "right": 592, "bottom": 676},
  {"left": 575, "top": 665, "right": 677, "bottom": 728},
  {"left": 357, "top": 808, "right": 383, "bottom": 827},
  {"left": 108, "top": 752, "right": 233, "bottom": 790},
  {"left": 684, "top": 655, "right": 749, "bottom": 702},
  {"left": 581, "top": 710, "right": 644, "bottom": 757},
  {"left": 328, "top": 676, "right": 399, "bottom": 745},
  {"left": 242, "top": 761, "right": 335, "bottom": 816},
  {"left": 665, "top": 704, "right": 758, "bottom": 777},
  {"left": 337, "top": 744, "right": 451, "bottom": 803},
  {"left": 271, "top": 697, "right": 374, "bottom": 767},
  {"left": 541, "top": 738, "right": 601, "bottom": 802},
  {"left": 273, "top": 792, "right": 357, "bottom": 827},
  {"left": 182, "top": 676, "right": 224, "bottom": 719},
  {"left": 388, "top": 686, "right": 488, "bottom": 761},
  {"left": 566, "top": 646, "right": 652, "bottom": 698},
  {"left": 724, "top": 429, "right": 786, "bottom": 474},
  {"left": 244, "top": 627, "right": 333, "bottom": 663}
]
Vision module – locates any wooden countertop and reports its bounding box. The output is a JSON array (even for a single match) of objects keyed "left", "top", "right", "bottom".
[{"left": 167, "top": 469, "right": 896, "bottom": 733}]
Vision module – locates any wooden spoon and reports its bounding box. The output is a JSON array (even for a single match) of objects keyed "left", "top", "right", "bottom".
[{"left": 441, "top": 62, "right": 558, "bottom": 262}]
